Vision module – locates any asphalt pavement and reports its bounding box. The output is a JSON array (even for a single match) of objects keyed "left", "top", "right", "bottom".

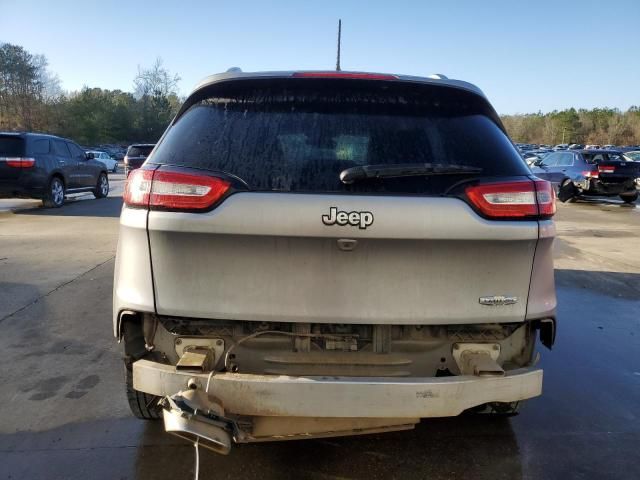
[{"left": 0, "top": 180, "right": 639, "bottom": 480}]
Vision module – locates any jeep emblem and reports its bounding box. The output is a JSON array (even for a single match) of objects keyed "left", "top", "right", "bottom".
[{"left": 322, "top": 207, "right": 374, "bottom": 229}]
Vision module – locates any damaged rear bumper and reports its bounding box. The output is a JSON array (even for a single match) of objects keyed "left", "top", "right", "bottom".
[{"left": 133, "top": 359, "right": 542, "bottom": 418}]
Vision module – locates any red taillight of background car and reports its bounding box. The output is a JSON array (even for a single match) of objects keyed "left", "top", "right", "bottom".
[
  {"left": 4, "top": 157, "right": 35, "bottom": 168},
  {"left": 582, "top": 169, "right": 599, "bottom": 178},
  {"left": 598, "top": 165, "right": 615, "bottom": 174},
  {"left": 465, "top": 179, "right": 555, "bottom": 219},
  {"left": 124, "top": 168, "right": 230, "bottom": 211}
]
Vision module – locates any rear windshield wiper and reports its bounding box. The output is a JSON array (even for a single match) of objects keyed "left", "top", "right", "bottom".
[{"left": 339, "top": 163, "right": 483, "bottom": 184}]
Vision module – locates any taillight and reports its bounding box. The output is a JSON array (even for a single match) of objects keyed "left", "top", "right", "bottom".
[
  {"left": 598, "top": 165, "right": 615, "bottom": 174},
  {"left": 3, "top": 157, "right": 35, "bottom": 168},
  {"left": 123, "top": 169, "right": 153, "bottom": 207},
  {"left": 465, "top": 179, "right": 555, "bottom": 219},
  {"left": 292, "top": 72, "right": 398, "bottom": 80},
  {"left": 124, "top": 168, "right": 230, "bottom": 211},
  {"left": 582, "top": 169, "right": 599, "bottom": 178},
  {"left": 534, "top": 179, "right": 556, "bottom": 217}
]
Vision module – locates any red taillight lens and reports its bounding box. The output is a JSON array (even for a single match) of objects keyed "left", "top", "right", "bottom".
[
  {"left": 292, "top": 72, "right": 398, "bottom": 80},
  {"left": 4, "top": 157, "right": 35, "bottom": 168},
  {"left": 149, "top": 170, "right": 230, "bottom": 210},
  {"left": 534, "top": 179, "right": 556, "bottom": 217},
  {"left": 123, "top": 169, "right": 153, "bottom": 207},
  {"left": 598, "top": 165, "right": 615, "bottom": 174},
  {"left": 465, "top": 179, "right": 555, "bottom": 219},
  {"left": 124, "top": 168, "right": 230, "bottom": 211},
  {"left": 582, "top": 169, "right": 599, "bottom": 178}
]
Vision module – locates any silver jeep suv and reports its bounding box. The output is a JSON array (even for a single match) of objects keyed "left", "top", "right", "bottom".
[{"left": 114, "top": 70, "right": 557, "bottom": 454}]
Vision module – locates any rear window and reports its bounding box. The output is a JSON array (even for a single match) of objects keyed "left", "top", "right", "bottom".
[
  {"left": 127, "top": 146, "right": 154, "bottom": 157},
  {"left": 151, "top": 80, "right": 529, "bottom": 194},
  {"left": 0, "top": 136, "right": 25, "bottom": 156}
]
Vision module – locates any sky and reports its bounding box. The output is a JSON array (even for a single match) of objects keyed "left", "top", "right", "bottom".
[{"left": 1, "top": 0, "right": 639, "bottom": 114}]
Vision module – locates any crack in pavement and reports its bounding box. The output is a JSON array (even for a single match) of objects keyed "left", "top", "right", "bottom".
[{"left": 0, "top": 255, "right": 115, "bottom": 324}]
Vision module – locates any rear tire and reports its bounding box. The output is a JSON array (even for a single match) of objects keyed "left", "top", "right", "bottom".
[
  {"left": 42, "top": 176, "right": 65, "bottom": 208},
  {"left": 124, "top": 361, "right": 162, "bottom": 420},
  {"left": 558, "top": 179, "right": 577, "bottom": 203},
  {"left": 620, "top": 192, "right": 638, "bottom": 204},
  {"left": 93, "top": 173, "right": 109, "bottom": 198}
]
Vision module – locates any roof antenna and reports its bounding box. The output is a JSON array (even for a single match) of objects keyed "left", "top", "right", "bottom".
[{"left": 336, "top": 19, "right": 342, "bottom": 71}]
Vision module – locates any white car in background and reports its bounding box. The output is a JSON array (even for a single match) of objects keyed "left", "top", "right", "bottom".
[{"left": 87, "top": 151, "right": 118, "bottom": 173}]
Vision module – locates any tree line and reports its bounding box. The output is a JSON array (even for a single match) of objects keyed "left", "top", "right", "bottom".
[
  {"left": 0, "top": 43, "right": 181, "bottom": 146},
  {"left": 501, "top": 108, "right": 640, "bottom": 146},
  {"left": 1, "top": 42, "right": 639, "bottom": 147}
]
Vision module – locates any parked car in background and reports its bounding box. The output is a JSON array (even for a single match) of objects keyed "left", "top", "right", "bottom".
[
  {"left": 554, "top": 144, "right": 569, "bottom": 150},
  {"left": 522, "top": 149, "right": 552, "bottom": 166},
  {"left": 124, "top": 144, "right": 154, "bottom": 176},
  {"left": 88, "top": 150, "right": 118, "bottom": 173},
  {"left": 116, "top": 69, "right": 557, "bottom": 450},
  {"left": 531, "top": 149, "right": 639, "bottom": 203},
  {"left": 623, "top": 150, "right": 640, "bottom": 162},
  {"left": 0, "top": 132, "right": 109, "bottom": 207},
  {"left": 585, "top": 144, "right": 601, "bottom": 150},
  {"left": 568, "top": 144, "right": 584, "bottom": 150}
]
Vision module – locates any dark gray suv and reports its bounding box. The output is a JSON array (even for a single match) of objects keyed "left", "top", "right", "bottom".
[
  {"left": 0, "top": 132, "right": 109, "bottom": 207},
  {"left": 115, "top": 70, "right": 557, "bottom": 454}
]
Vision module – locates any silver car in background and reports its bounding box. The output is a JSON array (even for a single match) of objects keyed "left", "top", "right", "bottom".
[{"left": 114, "top": 70, "right": 557, "bottom": 454}]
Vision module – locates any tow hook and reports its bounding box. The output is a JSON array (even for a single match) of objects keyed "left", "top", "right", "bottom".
[
  {"left": 160, "top": 389, "right": 236, "bottom": 455},
  {"left": 452, "top": 343, "right": 505, "bottom": 377}
]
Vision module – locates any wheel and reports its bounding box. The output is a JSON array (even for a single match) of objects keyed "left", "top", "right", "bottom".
[
  {"left": 42, "top": 176, "right": 65, "bottom": 208},
  {"left": 558, "top": 179, "right": 577, "bottom": 203},
  {"left": 93, "top": 173, "right": 109, "bottom": 198},
  {"left": 620, "top": 192, "right": 638, "bottom": 204},
  {"left": 124, "top": 360, "right": 162, "bottom": 420}
]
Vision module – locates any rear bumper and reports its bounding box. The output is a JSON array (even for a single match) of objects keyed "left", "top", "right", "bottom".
[
  {"left": 583, "top": 178, "right": 637, "bottom": 195},
  {"left": 0, "top": 179, "right": 42, "bottom": 199},
  {"left": 133, "top": 359, "right": 542, "bottom": 418}
]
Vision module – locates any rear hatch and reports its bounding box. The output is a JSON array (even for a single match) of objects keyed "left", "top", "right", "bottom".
[
  {"left": 125, "top": 145, "right": 154, "bottom": 168},
  {"left": 139, "top": 75, "right": 544, "bottom": 325},
  {"left": 0, "top": 134, "right": 26, "bottom": 180}
]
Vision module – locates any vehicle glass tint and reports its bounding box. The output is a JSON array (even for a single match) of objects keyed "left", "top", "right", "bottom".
[
  {"left": 556, "top": 152, "right": 574, "bottom": 167},
  {"left": 151, "top": 81, "right": 529, "bottom": 194},
  {"left": 67, "top": 142, "right": 85, "bottom": 158},
  {"left": 541, "top": 152, "right": 559, "bottom": 167},
  {"left": 0, "top": 136, "right": 25, "bottom": 156},
  {"left": 31, "top": 139, "right": 50, "bottom": 155},
  {"left": 52, "top": 140, "right": 71, "bottom": 157},
  {"left": 584, "top": 154, "right": 606, "bottom": 164},
  {"left": 127, "top": 146, "right": 153, "bottom": 157}
]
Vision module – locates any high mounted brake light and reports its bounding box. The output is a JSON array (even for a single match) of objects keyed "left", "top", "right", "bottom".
[
  {"left": 2, "top": 157, "right": 35, "bottom": 168},
  {"left": 465, "top": 179, "right": 555, "bottom": 219},
  {"left": 292, "top": 72, "right": 398, "bottom": 80},
  {"left": 124, "top": 168, "right": 230, "bottom": 211}
]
